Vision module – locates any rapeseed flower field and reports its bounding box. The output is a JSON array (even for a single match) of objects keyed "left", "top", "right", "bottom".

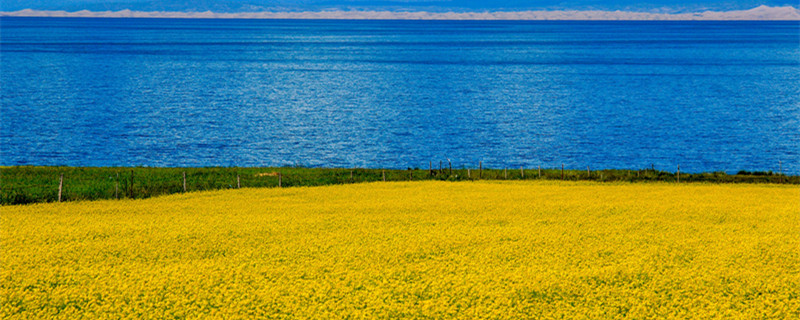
[{"left": 1, "top": 181, "right": 797, "bottom": 319}]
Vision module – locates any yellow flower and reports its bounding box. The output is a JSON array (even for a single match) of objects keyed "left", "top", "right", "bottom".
[{"left": 1, "top": 181, "right": 797, "bottom": 318}]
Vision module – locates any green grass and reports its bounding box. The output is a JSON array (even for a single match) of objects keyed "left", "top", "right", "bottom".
[{"left": 1, "top": 166, "right": 796, "bottom": 205}]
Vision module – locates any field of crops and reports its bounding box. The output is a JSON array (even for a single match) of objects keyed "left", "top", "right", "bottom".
[{"left": 1, "top": 181, "right": 798, "bottom": 318}]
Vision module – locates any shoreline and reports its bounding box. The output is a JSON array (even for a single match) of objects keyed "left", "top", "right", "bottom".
[{"left": 2, "top": 165, "right": 796, "bottom": 205}]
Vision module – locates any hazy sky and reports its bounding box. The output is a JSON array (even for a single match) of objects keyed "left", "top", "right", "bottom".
[{"left": 2, "top": 0, "right": 797, "bottom": 13}]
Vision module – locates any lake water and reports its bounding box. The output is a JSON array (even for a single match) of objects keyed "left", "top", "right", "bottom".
[{"left": 1, "top": 18, "right": 798, "bottom": 173}]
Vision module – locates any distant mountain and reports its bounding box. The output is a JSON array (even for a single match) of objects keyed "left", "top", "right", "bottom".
[
  {"left": 715, "top": 4, "right": 800, "bottom": 19},
  {"left": 3, "top": 5, "right": 799, "bottom": 20},
  {"left": 2, "top": 0, "right": 800, "bottom": 13}
]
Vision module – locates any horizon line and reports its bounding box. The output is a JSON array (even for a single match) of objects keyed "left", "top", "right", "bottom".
[{"left": 2, "top": 5, "right": 799, "bottom": 21}]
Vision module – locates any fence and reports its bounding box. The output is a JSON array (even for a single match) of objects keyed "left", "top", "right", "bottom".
[{"left": 1, "top": 163, "right": 796, "bottom": 205}]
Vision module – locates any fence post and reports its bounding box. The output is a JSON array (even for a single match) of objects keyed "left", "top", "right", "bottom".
[
  {"left": 130, "top": 170, "right": 134, "bottom": 198},
  {"left": 449, "top": 160, "right": 452, "bottom": 176},
  {"left": 468, "top": 169, "right": 471, "bottom": 178},
  {"left": 479, "top": 161, "right": 482, "bottom": 179},
  {"left": 350, "top": 170, "right": 354, "bottom": 182},
  {"left": 504, "top": 168, "right": 507, "bottom": 179},
  {"left": 561, "top": 164, "right": 564, "bottom": 180},
  {"left": 677, "top": 165, "right": 680, "bottom": 183},
  {"left": 439, "top": 161, "right": 442, "bottom": 174},
  {"left": 58, "top": 173, "right": 63, "bottom": 202},
  {"left": 183, "top": 171, "right": 187, "bottom": 192},
  {"left": 538, "top": 165, "right": 541, "bottom": 178},
  {"left": 382, "top": 170, "right": 386, "bottom": 182},
  {"left": 237, "top": 174, "right": 241, "bottom": 188},
  {"left": 429, "top": 161, "right": 432, "bottom": 176},
  {"left": 779, "top": 161, "right": 783, "bottom": 183},
  {"left": 587, "top": 166, "right": 590, "bottom": 178},
  {"left": 115, "top": 172, "right": 119, "bottom": 200},
  {"left": 520, "top": 166, "right": 524, "bottom": 179},
  {"left": 279, "top": 173, "right": 282, "bottom": 188}
]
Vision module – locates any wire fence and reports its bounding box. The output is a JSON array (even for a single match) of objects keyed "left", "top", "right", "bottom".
[{"left": 1, "top": 165, "right": 796, "bottom": 205}]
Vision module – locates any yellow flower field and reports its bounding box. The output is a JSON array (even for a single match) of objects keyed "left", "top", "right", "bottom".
[{"left": 1, "top": 181, "right": 798, "bottom": 319}]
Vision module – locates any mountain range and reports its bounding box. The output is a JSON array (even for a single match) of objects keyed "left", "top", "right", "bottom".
[
  {"left": 3, "top": 0, "right": 800, "bottom": 13},
  {"left": 2, "top": 5, "right": 799, "bottom": 20}
]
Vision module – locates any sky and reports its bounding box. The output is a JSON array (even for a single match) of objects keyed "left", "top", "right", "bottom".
[{"left": 2, "top": 0, "right": 798, "bottom": 13}]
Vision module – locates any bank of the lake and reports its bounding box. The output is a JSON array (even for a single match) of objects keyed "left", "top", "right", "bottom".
[{"left": 1, "top": 166, "right": 796, "bottom": 205}]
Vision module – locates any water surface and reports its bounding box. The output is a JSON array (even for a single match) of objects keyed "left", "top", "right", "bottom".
[{"left": 1, "top": 18, "right": 798, "bottom": 173}]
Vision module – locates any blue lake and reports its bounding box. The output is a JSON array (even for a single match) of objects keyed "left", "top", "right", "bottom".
[{"left": 1, "top": 18, "right": 798, "bottom": 173}]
